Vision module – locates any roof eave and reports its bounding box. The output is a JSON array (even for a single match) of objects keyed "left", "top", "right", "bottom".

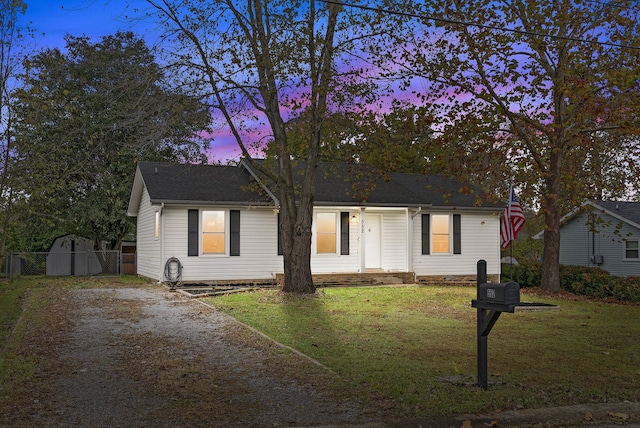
[
  {"left": 585, "top": 200, "right": 640, "bottom": 230},
  {"left": 312, "top": 201, "right": 502, "bottom": 211},
  {"left": 126, "top": 166, "right": 145, "bottom": 217},
  {"left": 148, "top": 199, "right": 275, "bottom": 207}
]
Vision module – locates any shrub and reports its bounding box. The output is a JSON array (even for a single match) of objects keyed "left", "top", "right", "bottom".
[
  {"left": 501, "top": 262, "right": 640, "bottom": 303},
  {"left": 501, "top": 261, "right": 541, "bottom": 288},
  {"left": 611, "top": 277, "right": 640, "bottom": 303},
  {"left": 563, "top": 267, "right": 613, "bottom": 298}
]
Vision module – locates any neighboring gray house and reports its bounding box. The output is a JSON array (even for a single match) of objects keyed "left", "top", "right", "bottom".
[
  {"left": 549, "top": 200, "right": 640, "bottom": 277},
  {"left": 127, "top": 161, "right": 503, "bottom": 284}
]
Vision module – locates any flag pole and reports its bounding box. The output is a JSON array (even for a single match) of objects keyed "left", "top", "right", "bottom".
[
  {"left": 509, "top": 231, "right": 514, "bottom": 281},
  {"left": 507, "top": 181, "right": 514, "bottom": 281}
]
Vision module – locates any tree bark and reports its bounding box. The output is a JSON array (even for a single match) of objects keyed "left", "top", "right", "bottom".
[
  {"left": 279, "top": 183, "right": 315, "bottom": 294},
  {"left": 540, "top": 149, "right": 562, "bottom": 292},
  {"left": 280, "top": 208, "right": 314, "bottom": 294}
]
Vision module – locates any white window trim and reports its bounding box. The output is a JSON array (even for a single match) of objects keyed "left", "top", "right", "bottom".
[
  {"left": 623, "top": 239, "right": 640, "bottom": 261},
  {"left": 154, "top": 210, "right": 160, "bottom": 240},
  {"left": 314, "top": 211, "right": 339, "bottom": 255},
  {"left": 431, "top": 213, "right": 452, "bottom": 255},
  {"left": 201, "top": 209, "right": 229, "bottom": 256}
]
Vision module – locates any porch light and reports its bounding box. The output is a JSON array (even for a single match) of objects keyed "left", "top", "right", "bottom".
[{"left": 351, "top": 214, "right": 358, "bottom": 223}]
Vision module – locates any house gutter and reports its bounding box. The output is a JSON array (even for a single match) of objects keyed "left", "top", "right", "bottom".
[
  {"left": 159, "top": 202, "right": 165, "bottom": 283},
  {"left": 148, "top": 199, "right": 275, "bottom": 207}
]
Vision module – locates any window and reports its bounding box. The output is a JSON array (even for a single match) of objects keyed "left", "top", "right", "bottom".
[
  {"left": 188, "top": 210, "right": 240, "bottom": 256},
  {"left": 316, "top": 212, "right": 337, "bottom": 253},
  {"left": 421, "top": 213, "right": 461, "bottom": 255},
  {"left": 202, "top": 210, "right": 226, "bottom": 254},
  {"left": 625, "top": 240, "right": 639, "bottom": 260},
  {"left": 154, "top": 211, "right": 160, "bottom": 239},
  {"left": 432, "top": 214, "right": 450, "bottom": 253}
]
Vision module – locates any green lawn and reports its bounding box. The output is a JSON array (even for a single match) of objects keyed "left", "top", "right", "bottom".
[{"left": 204, "top": 285, "right": 640, "bottom": 417}]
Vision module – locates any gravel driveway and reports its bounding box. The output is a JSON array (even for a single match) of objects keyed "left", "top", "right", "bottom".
[{"left": 2, "top": 283, "right": 381, "bottom": 427}]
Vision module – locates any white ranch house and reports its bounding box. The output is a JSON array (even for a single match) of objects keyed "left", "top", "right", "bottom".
[{"left": 127, "top": 161, "right": 503, "bottom": 285}]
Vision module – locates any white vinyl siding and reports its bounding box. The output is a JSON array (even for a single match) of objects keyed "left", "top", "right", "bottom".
[
  {"left": 162, "top": 207, "right": 283, "bottom": 282},
  {"left": 133, "top": 195, "right": 501, "bottom": 281},
  {"left": 135, "top": 187, "right": 162, "bottom": 280},
  {"left": 380, "top": 210, "right": 408, "bottom": 271},
  {"left": 412, "top": 212, "right": 500, "bottom": 277}
]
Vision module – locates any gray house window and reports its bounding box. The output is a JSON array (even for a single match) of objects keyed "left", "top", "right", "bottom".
[{"left": 624, "top": 240, "right": 639, "bottom": 260}]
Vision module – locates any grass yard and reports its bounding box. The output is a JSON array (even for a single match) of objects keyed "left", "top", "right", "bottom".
[{"left": 204, "top": 285, "right": 640, "bottom": 417}]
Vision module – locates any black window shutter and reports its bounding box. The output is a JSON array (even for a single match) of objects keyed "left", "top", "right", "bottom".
[
  {"left": 421, "top": 214, "right": 430, "bottom": 255},
  {"left": 453, "top": 214, "right": 461, "bottom": 254},
  {"left": 188, "top": 209, "right": 199, "bottom": 256},
  {"left": 230, "top": 210, "right": 240, "bottom": 256},
  {"left": 277, "top": 212, "right": 283, "bottom": 255},
  {"left": 340, "top": 212, "right": 350, "bottom": 255}
]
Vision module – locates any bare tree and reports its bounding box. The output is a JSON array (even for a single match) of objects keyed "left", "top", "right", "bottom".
[
  {"left": 0, "top": 0, "right": 28, "bottom": 267},
  {"left": 145, "top": 0, "right": 384, "bottom": 293}
]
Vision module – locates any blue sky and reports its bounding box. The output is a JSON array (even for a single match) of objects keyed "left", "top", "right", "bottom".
[
  {"left": 19, "top": 1, "right": 243, "bottom": 161},
  {"left": 19, "top": 1, "right": 149, "bottom": 48}
]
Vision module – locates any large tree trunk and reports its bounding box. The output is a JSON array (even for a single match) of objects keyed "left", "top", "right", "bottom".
[
  {"left": 281, "top": 215, "right": 314, "bottom": 294},
  {"left": 540, "top": 149, "right": 562, "bottom": 292},
  {"left": 279, "top": 189, "right": 315, "bottom": 294},
  {"left": 541, "top": 212, "right": 561, "bottom": 292}
]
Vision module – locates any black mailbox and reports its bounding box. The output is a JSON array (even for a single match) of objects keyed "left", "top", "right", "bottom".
[{"left": 478, "top": 282, "right": 520, "bottom": 305}]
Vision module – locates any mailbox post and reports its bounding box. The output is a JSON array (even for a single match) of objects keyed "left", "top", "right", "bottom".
[{"left": 471, "top": 260, "right": 520, "bottom": 390}]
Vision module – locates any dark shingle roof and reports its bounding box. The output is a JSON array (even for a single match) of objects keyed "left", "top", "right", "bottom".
[
  {"left": 134, "top": 161, "right": 499, "bottom": 209},
  {"left": 138, "top": 162, "right": 272, "bottom": 205},
  {"left": 593, "top": 200, "right": 640, "bottom": 227},
  {"left": 307, "top": 162, "right": 494, "bottom": 208}
]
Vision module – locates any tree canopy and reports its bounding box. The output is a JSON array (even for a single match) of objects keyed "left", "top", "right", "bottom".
[
  {"left": 264, "top": 104, "right": 436, "bottom": 175},
  {"left": 388, "top": 0, "right": 640, "bottom": 290},
  {"left": 11, "top": 31, "right": 211, "bottom": 252}
]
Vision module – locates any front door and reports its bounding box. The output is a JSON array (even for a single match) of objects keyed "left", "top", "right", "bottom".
[{"left": 365, "top": 214, "right": 382, "bottom": 269}]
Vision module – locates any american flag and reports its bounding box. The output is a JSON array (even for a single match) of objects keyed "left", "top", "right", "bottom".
[{"left": 500, "top": 187, "right": 526, "bottom": 248}]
